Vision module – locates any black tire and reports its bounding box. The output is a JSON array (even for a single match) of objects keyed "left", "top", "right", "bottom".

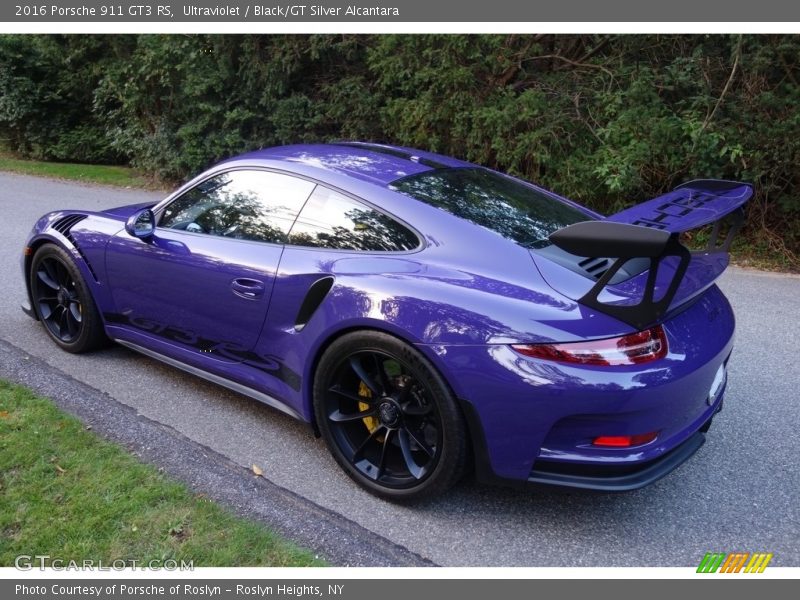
[
  {"left": 314, "top": 330, "right": 469, "bottom": 501},
  {"left": 29, "top": 243, "right": 107, "bottom": 353}
]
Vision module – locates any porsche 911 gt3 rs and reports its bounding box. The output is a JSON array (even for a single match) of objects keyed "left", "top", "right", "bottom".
[{"left": 21, "top": 142, "right": 751, "bottom": 500}]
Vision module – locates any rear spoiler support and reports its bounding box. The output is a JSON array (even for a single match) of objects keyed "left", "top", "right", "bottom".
[
  {"left": 548, "top": 179, "right": 753, "bottom": 330},
  {"left": 550, "top": 222, "right": 691, "bottom": 330},
  {"left": 706, "top": 206, "right": 744, "bottom": 252}
]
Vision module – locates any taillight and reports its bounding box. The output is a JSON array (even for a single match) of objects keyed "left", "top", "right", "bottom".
[{"left": 512, "top": 325, "right": 668, "bottom": 366}]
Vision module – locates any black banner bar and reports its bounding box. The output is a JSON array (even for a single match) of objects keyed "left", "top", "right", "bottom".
[
  {"left": 4, "top": 0, "right": 800, "bottom": 22},
  {"left": 2, "top": 579, "right": 796, "bottom": 600}
]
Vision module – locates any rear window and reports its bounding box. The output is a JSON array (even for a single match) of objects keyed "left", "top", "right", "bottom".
[{"left": 389, "top": 168, "right": 589, "bottom": 248}]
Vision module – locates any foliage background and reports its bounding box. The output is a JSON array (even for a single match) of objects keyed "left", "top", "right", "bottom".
[{"left": 0, "top": 34, "right": 798, "bottom": 265}]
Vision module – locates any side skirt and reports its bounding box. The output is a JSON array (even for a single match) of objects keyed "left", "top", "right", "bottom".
[{"left": 113, "top": 338, "right": 304, "bottom": 421}]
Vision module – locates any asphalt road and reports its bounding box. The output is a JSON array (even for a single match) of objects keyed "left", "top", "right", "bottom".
[{"left": 2, "top": 172, "right": 799, "bottom": 567}]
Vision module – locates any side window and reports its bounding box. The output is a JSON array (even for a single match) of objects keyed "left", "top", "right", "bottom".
[
  {"left": 287, "top": 186, "right": 419, "bottom": 252},
  {"left": 159, "top": 170, "right": 315, "bottom": 244}
]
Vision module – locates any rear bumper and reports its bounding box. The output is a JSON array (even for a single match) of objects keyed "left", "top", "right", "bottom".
[
  {"left": 527, "top": 427, "right": 706, "bottom": 491},
  {"left": 435, "top": 285, "right": 735, "bottom": 488},
  {"left": 461, "top": 394, "right": 719, "bottom": 492},
  {"left": 526, "top": 387, "right": 723, "bottom": 492}
]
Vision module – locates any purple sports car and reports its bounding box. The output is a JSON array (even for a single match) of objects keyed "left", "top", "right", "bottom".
[{"left": 21, "top": 142, "right": 751, "bottom": 500}]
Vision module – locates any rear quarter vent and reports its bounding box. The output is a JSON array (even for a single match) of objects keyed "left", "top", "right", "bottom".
[{"left": 294, "top": 276, "right": 335, "bottom": 332}]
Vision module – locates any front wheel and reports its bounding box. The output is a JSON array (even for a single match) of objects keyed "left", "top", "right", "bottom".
[
  {"left": 314, "top": 331, "right": 469, "bottom": 502},
  {"left": 29, "top": 243, "right": 107, "bottom": 353}
]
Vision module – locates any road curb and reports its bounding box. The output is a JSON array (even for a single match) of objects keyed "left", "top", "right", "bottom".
[{"left": 0, "top": 338, "right": 436, "bottom": 567}]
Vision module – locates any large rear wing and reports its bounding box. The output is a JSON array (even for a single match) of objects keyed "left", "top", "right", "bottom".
[
  {"left": 548, "top": 180, "right": 753, "bottom": 329},
  {"left": 606, "top": 179, "right": 752, "bottom": 235}
]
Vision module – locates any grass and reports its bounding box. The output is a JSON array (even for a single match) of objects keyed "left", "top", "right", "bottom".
[
  {"left": 0, "top": 152, "right": 152, "bottom": 189},
  {"left": 0, "top": 379, "right": 323, "bottom": 567},
  {"left": 729, "top": 237, "right": 800, "bottom": 273}
]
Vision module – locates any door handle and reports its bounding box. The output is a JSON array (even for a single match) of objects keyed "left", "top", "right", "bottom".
[{"left": 230, "top": 278, "right": 265, "bottom": 300}]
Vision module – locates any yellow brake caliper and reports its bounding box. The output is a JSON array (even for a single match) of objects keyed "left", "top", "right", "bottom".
[{"left": 358, "top": 381, "right": 380, "bottom": 433}]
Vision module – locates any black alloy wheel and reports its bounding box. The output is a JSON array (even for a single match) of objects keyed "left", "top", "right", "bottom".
[
  {"left": 314, "top": 331, "right": 468, "bottom": 501},
  {"left": 30, "top": 244, "right": 107, "bottom": 353}
]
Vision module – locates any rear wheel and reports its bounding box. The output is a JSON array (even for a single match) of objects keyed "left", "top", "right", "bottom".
[
  {"left": 314, "top": 331, "right": 468, "bottom": 501},
  {"left": 29, "top": 243, "right": 107, "bottom": 353}
]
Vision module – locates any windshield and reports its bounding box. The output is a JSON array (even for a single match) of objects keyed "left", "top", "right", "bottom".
[{"left": 389, "top": 168, "right": 590, "bottom": 248}]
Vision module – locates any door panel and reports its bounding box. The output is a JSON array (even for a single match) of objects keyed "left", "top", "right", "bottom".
[
  {"left": 105, "top": 230, "right": 281, "bottom": 358},
  {"left": 103, "top": 168, "right": 317, "bottom": 360}
]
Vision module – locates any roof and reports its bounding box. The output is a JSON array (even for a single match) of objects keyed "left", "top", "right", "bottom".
[{"left": 232, "top": 142, "right": 475, "bottom": 186}]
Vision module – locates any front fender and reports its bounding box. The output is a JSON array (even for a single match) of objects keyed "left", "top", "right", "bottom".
[{"left": 22, "top": 211, "right": 124, "bottom": 322}]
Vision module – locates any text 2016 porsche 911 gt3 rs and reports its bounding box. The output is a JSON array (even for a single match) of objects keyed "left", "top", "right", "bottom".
[{"left": 21, "top": 142, "right": 751, "bottom": 500}]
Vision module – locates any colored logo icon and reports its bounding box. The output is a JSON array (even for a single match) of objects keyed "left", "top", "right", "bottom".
[{"left": 697, "top": 552, "right": 773, "bottom": 573}]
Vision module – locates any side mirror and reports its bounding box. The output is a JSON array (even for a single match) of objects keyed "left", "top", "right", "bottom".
[{"left": 125, "top": 208, "right": 155, "bottom": 239}]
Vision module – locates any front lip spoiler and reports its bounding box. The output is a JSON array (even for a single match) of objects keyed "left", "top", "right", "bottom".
[
  {"left": 527, "top": 430, "right": 706, "bottom": 492},
  {"left": 21, "top": 300, "right": 37, "bottom": 320}
]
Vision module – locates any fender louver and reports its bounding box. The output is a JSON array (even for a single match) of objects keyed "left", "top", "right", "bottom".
[
  {"left": 51, "top": 214, "right": 98, "bottom": 281},
  {"left": 52, "top": 213, "right": 87, "bottom": 236}
]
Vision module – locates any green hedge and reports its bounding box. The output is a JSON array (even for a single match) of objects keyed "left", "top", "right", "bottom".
[{"left": 1, "top": 34, "right": 798, "bottom": 262}]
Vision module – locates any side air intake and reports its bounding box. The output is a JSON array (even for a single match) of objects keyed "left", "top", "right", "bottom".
[{"left": 294, "top": 277, "right": 335, "bottom": 332}]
